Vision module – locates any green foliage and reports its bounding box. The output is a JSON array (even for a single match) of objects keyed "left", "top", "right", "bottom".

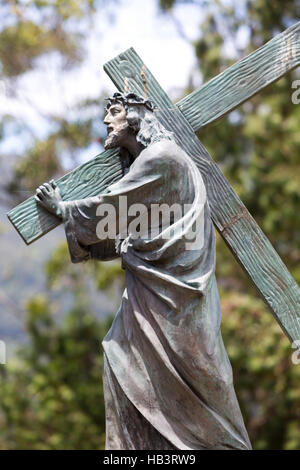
[
  {"left": 0, "top": 0, "right": 100, "bottom": 80},
  {"left": 0, "top": 0, "right": 100, "bottom": 78},
  {"left": 0, "top": 0, "right": 106, "bottom": 200},
  {"left": 0, "top": 20, "right": 81, "bottom": 77},
  {"left": 0, "top": 291, "right": 113, "bottom": 450},
  {"left": 220, "top": 289, "right": 300, "bottom": 450},
  {"left": 90, "top": 259, "right": 125, "bottom": 292},
  {"left": 45, "top": 241, "right": 124, "bottom": 294},
  {"left": 0, "top": 239, "right": 118, "bottom": 449},
  {"left": 159, "top": 0, "right": 177, "bottom": 11},
  {"left": 11, "top": 137, "right": 61, "bottom": 192},
  {"left": 1, "top": 0, "right": 300, "bottom": 451},
  {"left": 31, "top": 0, "right": 99, "bottom": 20},
  {"left": 6, "top": 103, "right": 105, "bottom": 201}
]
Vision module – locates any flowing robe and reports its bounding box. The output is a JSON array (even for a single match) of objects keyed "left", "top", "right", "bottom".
[{"left": 61, "top": 139, "right": 251, "bottom": 450}]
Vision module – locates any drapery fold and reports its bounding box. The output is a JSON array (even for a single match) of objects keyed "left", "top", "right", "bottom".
[{"left": 61, "top": 139, "right": 251, "bottom": 450}]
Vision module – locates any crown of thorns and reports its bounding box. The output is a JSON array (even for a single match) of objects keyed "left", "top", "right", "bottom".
[{"left": 105, "top": 92, "right": 155, "bottom": 112}]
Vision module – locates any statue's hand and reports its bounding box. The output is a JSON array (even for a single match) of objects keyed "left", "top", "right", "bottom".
[{"left": 35, "top": 180, "right": 63, "bottom": 219}]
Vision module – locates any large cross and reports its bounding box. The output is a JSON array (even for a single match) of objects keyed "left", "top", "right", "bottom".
[{"left": 7, "top": 22, "right": 300, "bottom": 343}]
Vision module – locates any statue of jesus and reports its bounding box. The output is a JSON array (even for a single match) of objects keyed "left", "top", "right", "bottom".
[{"left": 35, "top": 92, "right": 251, "bottom": 450}]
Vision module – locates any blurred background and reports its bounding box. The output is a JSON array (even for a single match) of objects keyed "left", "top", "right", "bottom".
[{"left": 0, "top": 0, "right": 299, "bottom": 450}]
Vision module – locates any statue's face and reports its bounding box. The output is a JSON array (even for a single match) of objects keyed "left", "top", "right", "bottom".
[{"left": 104, "top": 103, "right": 131, "bottom": 150}]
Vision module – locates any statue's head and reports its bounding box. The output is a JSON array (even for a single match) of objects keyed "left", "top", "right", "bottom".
[{"left": 103, "top": 92, "right": 173, "bottom": 151}]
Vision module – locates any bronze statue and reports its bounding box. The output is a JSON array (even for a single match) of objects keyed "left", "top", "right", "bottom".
[{"left": 35, "top": 92, "right": 251, "bottom": 450}]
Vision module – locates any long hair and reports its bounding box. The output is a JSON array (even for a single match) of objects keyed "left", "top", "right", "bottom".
[{"left": 126, "top": 104, "right": 174, "bottom": 147}]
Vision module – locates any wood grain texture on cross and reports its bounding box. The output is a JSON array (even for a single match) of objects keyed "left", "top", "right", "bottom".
[
  {"left": 7, "top": 149, "right": 123, "bottom": 245},
  {"left": 178, "top": 20, "right": 300, "bottom": 131},
  {"left": 7, "top": 22, "right": 300, "bottom": 342}
]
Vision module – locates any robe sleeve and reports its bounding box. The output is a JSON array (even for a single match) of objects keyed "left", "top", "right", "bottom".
[{"left": 61, "top": 149, "right": 165, "bottom": 263}]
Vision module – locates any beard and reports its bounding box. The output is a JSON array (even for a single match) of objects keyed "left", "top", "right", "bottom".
[
  {"left": 104, "top": 131, "right": 120, "bottom": 150},
  {"left": 104, "top": 122, "right": 131, "bottom": 150}
]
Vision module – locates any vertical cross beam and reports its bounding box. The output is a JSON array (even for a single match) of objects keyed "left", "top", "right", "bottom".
[{"left": 104, "top": 48, "right": 300, "bottom": 343}]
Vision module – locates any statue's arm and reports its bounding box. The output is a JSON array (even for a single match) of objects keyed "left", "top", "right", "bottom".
[
  {"left": 35, "top": 148, "right": 168, "bottom": 263},
  {"left": 35, "top": 181, "right": 118, "bottom": 263}
]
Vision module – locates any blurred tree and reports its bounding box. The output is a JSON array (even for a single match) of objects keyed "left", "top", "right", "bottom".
[
  {"left": 221, "top": 289, "right": 300, "bottom": 450},
  {"left": 0, "top": 0, "right": 299, "bottom": 451},
  {"left": 0, "top": 0, "right": 123, "bottom": 451},
  {"left": 7, "top": 97, "right": 106, "bottom": 196},
  {"left": 0, "top": 0, "right": 110, "bottom": 204},
  {"left": 0, "top": 241, "right": 123, "bottom": 450}
]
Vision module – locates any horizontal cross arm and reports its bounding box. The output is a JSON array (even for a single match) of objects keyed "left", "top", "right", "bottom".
[
  {"left": 7, "top": 149, "right": 122, "bottom": 245},
  {"left": 177, "top": 21, "right": 300, "bottom": 131},
  {"left": 8, "top": 24, "right": 300, "bottom": 245}
]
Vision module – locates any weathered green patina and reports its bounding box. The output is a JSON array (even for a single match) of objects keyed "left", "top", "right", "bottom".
[
  {"left": 36, "top": 92, "right": 252, "bottom": 449},
  {"left": 7, "top": 21, "right": 300, "bottom": 345}
]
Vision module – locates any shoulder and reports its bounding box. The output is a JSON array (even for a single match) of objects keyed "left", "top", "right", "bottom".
[{"left": 138, "top": 139, "right": 190, "bottom": 168}]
